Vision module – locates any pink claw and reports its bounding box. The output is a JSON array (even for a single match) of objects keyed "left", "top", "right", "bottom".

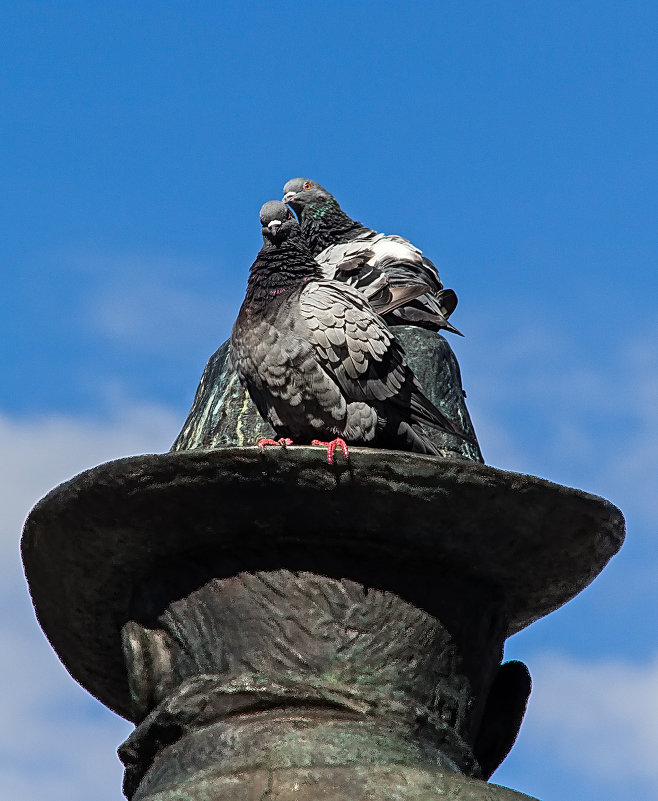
[{"left": 311, "top": 438, "right": 350, "bottom": 465}]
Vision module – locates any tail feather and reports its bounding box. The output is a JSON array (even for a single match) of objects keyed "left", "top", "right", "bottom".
[
  {"left": 406, "top": 383, "right": 476, "bottom": 445},
  {"left": 436, "top": 288, "right": 458, "bottom": 318},
  {"left": 395, "top": 420, "right": 442, "bottom": 455},
  {"left": 371, "top": 284, "right": 427, "bottom": 316},
  {"left": 392, "top": 303, "right": 464, "bottom": 336}
]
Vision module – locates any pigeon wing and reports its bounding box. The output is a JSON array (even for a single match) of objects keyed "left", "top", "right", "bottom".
[
  {"left": 316, "top": 234, "right": 461, "bottom": 334},
  {"left": 299, "top": 281, "right": 408, "bottom": 403},
  {"left": 299, "top": 281, "right": 466, "bottom": 438},
  {"left": 314, "top": 239, "right": 426, "bottom": 318},
  {"left": 231, "top": 308, "right": 346, "bottom": 437}
]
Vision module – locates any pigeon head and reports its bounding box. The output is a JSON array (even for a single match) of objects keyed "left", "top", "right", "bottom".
[
  {"left": 282, "top": 178, "right": 334, "bottom": 216},
  {"left": 259, "top": 200, "right": 298, "bottom": 244}
]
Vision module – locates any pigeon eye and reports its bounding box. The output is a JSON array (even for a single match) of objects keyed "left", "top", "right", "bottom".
[
  {"left": 287, "top": 211, "right": 292, "bottom": 219},
  {"left": 303, "top": 181, "right": 312, "bottom": 190}
]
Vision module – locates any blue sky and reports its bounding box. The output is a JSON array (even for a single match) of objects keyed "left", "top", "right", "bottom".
[{"left": 1, "top": 3, "right": 656, "bottom": 799}]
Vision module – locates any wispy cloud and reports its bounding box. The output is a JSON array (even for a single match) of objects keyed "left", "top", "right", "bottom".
[
  {"left": 0, "top": 623, "right": 131, "bottom": 801},
  {"left": 460, "top": 314, "right": 658, "bottom": 524},
  {"left": 0, "top": 405, "right": 180, "bottom": 570},
  {"left": 523, "top": 652, "right": 658, "bottom": 796},
  {"left": 90, "top": 277, "right": 229, "bottom": 352},
  {"left": 54, "top": 250, "right": 241, "bottom": 354},
  {"left": 0, "top": 406, "right": 179, "bottom": 800}
]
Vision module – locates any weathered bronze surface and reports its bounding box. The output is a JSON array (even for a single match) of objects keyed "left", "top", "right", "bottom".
[
  {"left": 21, "top": 448, "right": 624, "bottom": 721},
  {"left": 22, "top": 447, "right": 623, "bottom": 800}
]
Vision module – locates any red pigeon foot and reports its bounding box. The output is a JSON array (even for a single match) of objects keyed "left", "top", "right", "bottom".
[
  {"left": 257, "top": 437, "right": 293, "bottom": 452},
  {"left": 311, "top": 438, "right": 350, "bottom": 465}
]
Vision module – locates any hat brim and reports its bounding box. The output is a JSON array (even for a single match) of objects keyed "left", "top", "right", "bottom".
[{"left": 21, "top": 447, "right": 624, "bottom": 721}]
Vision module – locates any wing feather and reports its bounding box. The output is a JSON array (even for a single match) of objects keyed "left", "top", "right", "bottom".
[
  {"left": 300, "top": 281, "right": 411, "bottom": 407},
  {"left": 314, "top": 232, "right": 460, "bottom": 334}
]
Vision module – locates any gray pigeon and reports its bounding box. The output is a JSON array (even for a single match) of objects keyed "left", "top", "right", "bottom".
[
  {"left": 282, "top": 178, "right": 461, "bottom": 335},
  {"left": 230, "top": 201, "right": 473, "bottom": 461}
]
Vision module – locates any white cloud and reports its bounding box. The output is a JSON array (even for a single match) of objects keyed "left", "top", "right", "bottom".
[
  {"left": 91, "top": 279, "right": 229, "bottom": 351},
  {"left": 0, "top": 406, "right": 179, "bottom": 801},
  {"left": 76, "top": 252, "right": 239, "bottom": 352},
  {"left": 0, "top": 622, "right": 131, "bottom": 801},
  {"left": 460, "top": 316, "right": 658, "bottom": 525},
  {"left": 0, "top": 405, "right": 180, "bottom": 573},
  {"left": 523, "top": 652, "right": 658, "bottom": 792},
  {"left": 597, "top": 336, "right": 658, "bottom": 526}
]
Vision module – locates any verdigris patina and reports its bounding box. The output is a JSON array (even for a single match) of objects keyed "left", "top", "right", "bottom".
[{"left": 22, "top": 446, "right": 624, "bottom": 801}]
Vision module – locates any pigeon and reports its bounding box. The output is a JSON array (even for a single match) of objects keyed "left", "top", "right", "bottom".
[
  {"left": 282, "top": 178, "right": 462, "bottom": 335},
  {"left": 230, "top": 201, "right": 473, "bottom": 462}
]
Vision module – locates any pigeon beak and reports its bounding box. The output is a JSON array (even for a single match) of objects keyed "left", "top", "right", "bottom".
[
  {"left": 267, "top": 220, "right": 282, "bottom": 234},
  {"left": 282, "top": 192, "right": 296, "bottom": 204}
]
